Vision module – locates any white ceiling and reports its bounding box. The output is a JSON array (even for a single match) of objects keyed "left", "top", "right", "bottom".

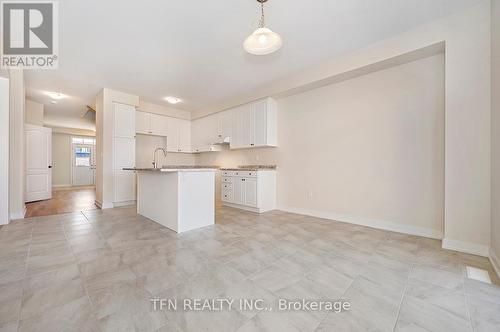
[{"left": 25, "top": 0, "right": 481, "bottom": 129}]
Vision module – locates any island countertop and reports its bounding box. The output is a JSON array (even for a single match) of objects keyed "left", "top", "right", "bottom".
[{"left": 123, "top": 166, "right": 219, "bottom": 172}]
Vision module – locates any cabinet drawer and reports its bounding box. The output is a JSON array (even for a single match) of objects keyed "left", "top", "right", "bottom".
[
  {"left": 238, "top": 171, "right": 257, "bottom": 177},
  {"left": 222, "top": 177, "right": 233, "bottom": 183},
  {"left": 222, "top": 191, "right": 233, "bottom": 202},
  {"left": 222, "top": 170, "right": 234, "bottom": 177},
  {"left": 222, "top": 183, "right": 232, "bottom": 191}
]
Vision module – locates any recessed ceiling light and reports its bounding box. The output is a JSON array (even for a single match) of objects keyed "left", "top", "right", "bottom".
[
  {"left": 51, "top": 100, "right": 58, "bottom": 104},
  {"left": 165, "top": 96, "right": 182, "bottom": 104},
  {"left": 46, "top": 91, "right": 67, "bottom": 100}
]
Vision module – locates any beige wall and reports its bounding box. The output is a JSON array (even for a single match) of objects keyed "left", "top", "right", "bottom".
[
  {"left": 8, "top": 69, "right": 25, "bottom": 219},
  {"left": 491, "top": 0, "right": 500, "bottom": 272},
  {"left": 198, "top": 54, "right": 445, "bottom": 238},
  {"left": 25, "top": 99, "right": 44, "bottom": 126},
  {"left": 51, "top": 133, "right": 72, "bottom": 187},
  {"left": 135, "top": 135, "right": 195, "bottom": 168}
]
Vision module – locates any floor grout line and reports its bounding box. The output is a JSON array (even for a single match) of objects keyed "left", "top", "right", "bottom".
[{"left": 391, "top": 262, "right": 415, "bottom": 332}]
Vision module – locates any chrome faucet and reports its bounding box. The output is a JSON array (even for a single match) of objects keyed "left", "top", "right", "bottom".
[{"left": 152, "top": 147, "right": 167, "bottom": 169}]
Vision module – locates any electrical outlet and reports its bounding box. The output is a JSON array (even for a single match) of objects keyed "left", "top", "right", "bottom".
[{"left": 307, "top": 190, "right": 313, "bottom": 199}]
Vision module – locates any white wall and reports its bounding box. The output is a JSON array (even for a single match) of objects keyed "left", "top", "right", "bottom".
[
  {"left": 9, "top": 69, "right": 25, "bottom": 220},
  {"left": 135, "top": 135, "right": 195, "bottom": 168},
  {"left": 0, "top": 77, "right": 9, "bottom": 225},
  {"left": 198, "top": 54, "right": 445, "bottom": 238},
  {"left": 25, "top": 99, "right": 44, "bottom": 126},
  {"left": 52, "top": 133, "right": 72, "bottom": 187},
  {"left": 491, "top": 0, "right": 500, "bottom": 274}
]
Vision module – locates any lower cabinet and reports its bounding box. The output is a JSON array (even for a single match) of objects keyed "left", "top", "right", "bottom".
[{"left": 221, "top": 170, "right": 276, "bottom": 213}]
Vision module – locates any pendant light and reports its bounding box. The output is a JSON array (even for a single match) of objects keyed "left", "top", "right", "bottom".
[{"left": 243, "top": 0, "right": 282, "bottom": 55}]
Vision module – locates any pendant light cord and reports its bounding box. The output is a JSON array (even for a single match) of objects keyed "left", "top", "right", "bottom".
[{"left": 259, "top": 1, "right": 265, "bottom": 28}]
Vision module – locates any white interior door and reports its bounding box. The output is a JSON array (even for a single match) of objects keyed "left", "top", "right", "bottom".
[
  {"left": 26, "top": 125, "right": 52, "bottom": 202},
  {"left": 72, "top": 144, "right": 96, "bottom": 186}
]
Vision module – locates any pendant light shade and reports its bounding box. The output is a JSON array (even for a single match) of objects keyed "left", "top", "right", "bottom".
[
  {"left": 243, "top": 27, "right": 283, "bottom": 55},
  {"left": 244, "top": 0, "right": 282, "bottom": 55}
]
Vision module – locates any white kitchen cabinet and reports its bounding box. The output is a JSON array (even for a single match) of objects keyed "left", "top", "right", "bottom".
[
  {"left": 166, "top": 117, "right": 191, "bottom": 153},
  {"left": 221, "top": 170, "right": 276, "bottom": 213},
  {"left": 178, "top": 119, "right": 192, "bottom": 152},
  {"left": 230, "top": 98, "right": 277, "bottom": 149},
  {"left": 135, "top": 111, "right": 151, "bottom": 135},
  {"left": 217, "top": 110, "right": 232, "bottom": 140},
  {"left": 191, "top": 116, "right": 216, "bottom": 153},
  {"left": 150, "top": 113, "right": 169, "bottom": 137},
  {"left": 113, "top": 103, "right": 136, "bottom": 206}
]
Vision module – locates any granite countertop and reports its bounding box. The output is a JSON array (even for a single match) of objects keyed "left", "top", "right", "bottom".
[
  {"left": 220, "top": 165, "right": 277, "bottom": 171},
  {"left": 124, "top": 166, "right": 220, "bottom": 172}
]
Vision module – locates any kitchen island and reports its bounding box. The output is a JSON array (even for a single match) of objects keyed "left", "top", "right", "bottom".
[{"left": 124, "top": 166, "right": 218, "bottom": 233}]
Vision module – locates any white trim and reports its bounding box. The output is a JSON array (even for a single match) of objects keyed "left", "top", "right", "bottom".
[
  {"left": 276, "top": 206, "right": 443, "bottom": 240},
  {"left": 95, "top": 200, "right": 113, "bottom": 209},
  {"left": 10, "top": 207, "right": 26, "bottom": 220},
  {"left": 223, "top": 202, "right": 263, "bottom": 213},
  {"left": 489, "top": 248, "right": 500, "bottom": 279},
  {"left": 442, "top": 238, "right": 490, "bottom": 257},
  {"left": 113, "top": 200, "right": 136, "bottom": 208},
  {"left": 0, "top": 77, "right": 9, "bottom": 225},
  {"left": 52, "top": 184, "right": 73, "bottom": 188}
]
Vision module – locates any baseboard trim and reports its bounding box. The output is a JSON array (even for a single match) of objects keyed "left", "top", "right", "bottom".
[
  {"left": 442, "top": 238, "right": 490, "bottom": 257},
  {"left": 489, "top": 248, "right": 500, "bottom": 279},
  {"left": 276, "top": 206, "right": 442, "bottom": 240},
  {"left": 52, "top": 184, "right": 72, "bottom": 188},
  {"left": 113, "top": 200, "right": 136, "bottom": 208},
  {"left": 10, "top": 206, "right": 26, "bottom": 220},
  {"left": 222, "top": 202, "right": 270, "bottom": 213},
  {"left": 95, "top": 200, "right": 113, "bottom": 210}
]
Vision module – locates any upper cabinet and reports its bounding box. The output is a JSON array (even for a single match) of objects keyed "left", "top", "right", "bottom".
[
  {"left": 150, "top": 114, "right": 169, "bottom": 137},
  {"left": 231, "top": 98, "right": 277, "bottom": 149},
  {"left": 135, "top": 111, "right": 191, "bottom": 153},
  {"left": 136, "top": 97, "right": 277, "bottom": 153},
  {"left": 166, "top": 117, "right": 192, "bottom": 153},
  {"left": 135, "top": 111, "right": 151, "bottom": 135}
]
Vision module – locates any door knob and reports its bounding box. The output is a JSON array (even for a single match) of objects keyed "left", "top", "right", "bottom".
[{"left": 48, "top": 165, "right": 52, "bottom": 168}]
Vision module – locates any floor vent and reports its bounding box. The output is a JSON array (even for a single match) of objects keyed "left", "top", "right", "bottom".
[{"left": 466, "top": 266, "right": 492, "bottom": 284}]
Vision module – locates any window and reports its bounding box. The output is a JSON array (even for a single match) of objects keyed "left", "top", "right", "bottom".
[
  {"left": 75, "top": 147, "right": 91, "bottom": 166},
  {"left": 72, "top": 137, "right": 95, "bottom": 145}
]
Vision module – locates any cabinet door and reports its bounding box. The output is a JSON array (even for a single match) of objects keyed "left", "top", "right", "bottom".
[
  {"left": 178, "top": 119, "right": 191, "bottom": 153},
  {"left": 166, "top": 117, "right": 179, "bottom": 152},
  {"left": 241, "top": 105, "right": 253, "bottom": 147},
  {"left": 113, "top": 137, "right": 135, "bottom": 169},
  {"left": 114, "top": 170, "right": 136, "bottom": 202},
  {"left": 243, "top": 178, "right": 258, "bottom": 207},
  {"left": 191, "top": 118, "right": 202, "bottom": 152},
  {"left": 232, "top": 178, "right": 243, "bottom": 205},
  {"left": 252, "top": 100, "right": 268, "bottom": 147},
  {"left": 218, "top": 110, "right": 233, "bottom": 139},
  {"left": 114, "top": 103, "right": 136, "bottom": 138},
  {"left": 150, "top": 114, "right": 169, "bottom": 136},
  {"left": 135, "top": 111, "right": 151, "bottom": 135}
]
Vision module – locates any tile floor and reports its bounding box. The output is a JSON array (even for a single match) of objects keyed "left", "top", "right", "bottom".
[{"left": 0, "top": 206, "right": 499, "bottom": 332}]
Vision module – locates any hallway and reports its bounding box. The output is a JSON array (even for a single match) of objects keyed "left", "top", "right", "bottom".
[{"left": 25, "top": 187, "right": 97, "bottom": 218}]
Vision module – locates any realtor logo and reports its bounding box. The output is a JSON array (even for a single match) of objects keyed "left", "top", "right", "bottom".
[{"left": 1, "top": 1, "right": 58, "bottom": 69}]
